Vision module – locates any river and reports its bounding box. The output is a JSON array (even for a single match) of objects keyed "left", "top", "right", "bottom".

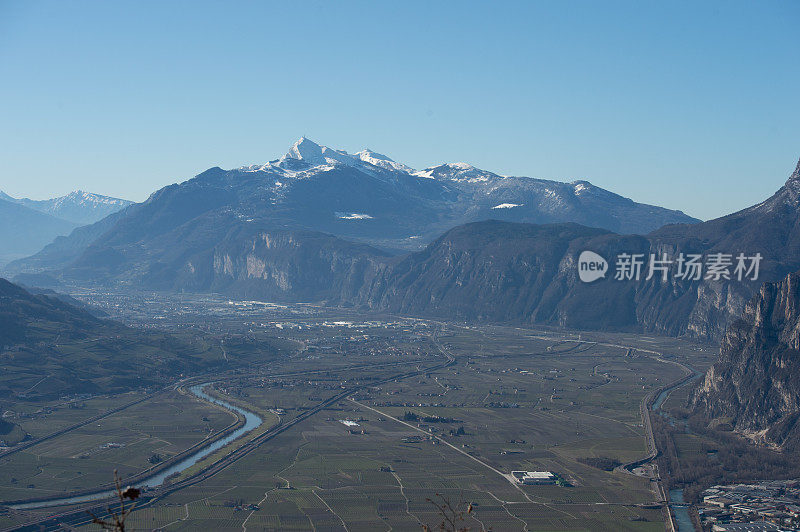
[
  {"left": 10, "top": 384, "right": 263, "bottom": 510},
  {"left": 652, "top": 371, "right": 703, "bottom": 531}
]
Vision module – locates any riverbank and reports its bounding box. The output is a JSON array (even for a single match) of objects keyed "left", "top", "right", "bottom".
[{"left": 6, "top": 383, "right": 263, "bottom": 510}]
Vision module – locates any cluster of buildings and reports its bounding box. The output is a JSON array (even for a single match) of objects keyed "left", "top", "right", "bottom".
[{"left": 699, "top": 481, "right": 800, "bottom": 531}]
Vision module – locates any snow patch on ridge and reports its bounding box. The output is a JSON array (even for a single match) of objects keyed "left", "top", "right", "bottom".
[
  {"left": 336, "top": 212, "right": 374, "bottom": 220},
  {"left": 572, "top": 181, "right": 593, "bottom": 195}
]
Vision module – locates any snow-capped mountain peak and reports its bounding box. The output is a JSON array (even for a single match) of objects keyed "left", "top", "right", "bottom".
[
  {"left": 60, "top": 190, "right": 131, "bottom": 207},
  {"left": 286, "top": 136, "right": 319, "bottom": 159},
  {"left": 282, "top": 137, "right": 352, "bottom": 166},
  {"left": 1, "top": 190, "right": 133, "bottom": 225},
  {"left": 240, "top": 138, "right": 416, "bottom": 177}
]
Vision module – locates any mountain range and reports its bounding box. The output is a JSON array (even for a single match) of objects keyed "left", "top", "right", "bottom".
[
  {"left": 4, "top": 137, "right": 697, "bottom": 277},
  {"left": 235, "top": 137, "right": 699, "bottom": 246},
  {"left": 0, "top": 191, "right": 131, "bottom": 267},
  {"left": 6, "top": 140, "right": 799, "bottom": 341}
]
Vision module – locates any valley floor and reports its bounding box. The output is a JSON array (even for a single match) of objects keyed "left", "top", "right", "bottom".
[{"left": 0, "top": 295, "right": 717, "bottom": 531}]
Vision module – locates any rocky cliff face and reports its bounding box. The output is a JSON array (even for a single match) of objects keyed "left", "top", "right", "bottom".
[
  {"left": 692, "top": 270, "right": 800, "bottom": 450},
  {"left": 198, "top": 226, "right": 389, "bottom": 302},
  {"left": 42, "top": 207, "right": 392, "bottom": 302}
]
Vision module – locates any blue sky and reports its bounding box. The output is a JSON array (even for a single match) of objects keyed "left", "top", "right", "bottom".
[{"left": 1, "top": 1, "right": 798, "bottom": 220}]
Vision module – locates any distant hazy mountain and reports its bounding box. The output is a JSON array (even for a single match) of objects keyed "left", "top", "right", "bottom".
[
  {"left": 0, "top": 190, "right": 132, "bottom": 225},
  {"left": 0, "top": 197, "right": 77, "bottom": 266},
  {"left": 4, "top": 208, "right": 128, "bottom": 278},
  {"left": 692, "top": 269, "right": 800, "bottom": 451},
  {"left": 5, "top": 137, "right": 696, "bottom": 279}
]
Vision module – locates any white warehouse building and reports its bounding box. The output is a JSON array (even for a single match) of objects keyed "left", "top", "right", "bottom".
[{"left": 511, "top": 471, "right": 557, "bottom": 485}]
